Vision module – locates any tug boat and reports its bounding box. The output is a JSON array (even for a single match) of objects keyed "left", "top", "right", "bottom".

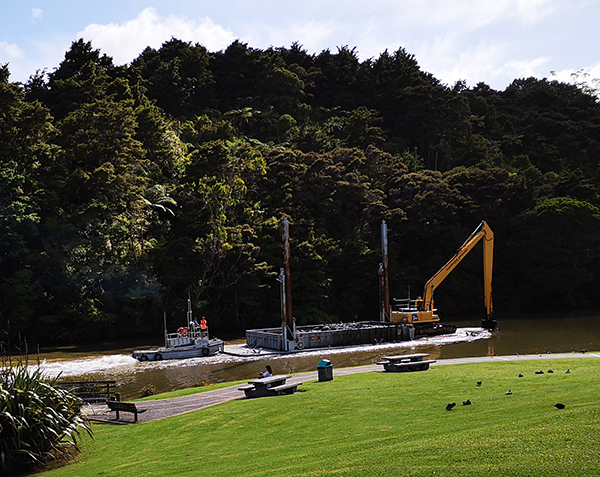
[{"left": 132, "top": 299, "right": 224, "bottom": 362}]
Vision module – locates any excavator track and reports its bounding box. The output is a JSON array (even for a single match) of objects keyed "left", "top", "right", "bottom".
[{"left": 413, "top": 322, "right": 457, "bottom": 337}]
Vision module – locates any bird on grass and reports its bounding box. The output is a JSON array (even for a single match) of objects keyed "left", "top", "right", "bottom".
[
  {"left": 566, "top": 369, "right": 571, "bottom": 374},
  {"left": 476, "top": 381, "right": 482, "bottom": 387},
  {"left": 518, "top": 374, "right": 524, "bottom": 378},
  {"left": 446, "top": 402, "right": 456, "bottom": 411},
  {"left": 535, "top": 371, "right": 544, "bottom": 375},
  {"left": 548, "top": 369, "right": 554, "bottom": 373},
  {"left": 506, "top": 390, "right": 513, "bottom": 395},
  {"left": 554, "top": 403, "right": 565, "bottom": 409},
  {"left": 462, "top": 400, "right": 472, "bottom": 406}
]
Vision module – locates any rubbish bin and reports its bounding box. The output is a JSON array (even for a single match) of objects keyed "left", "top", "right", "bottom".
[{"left": 317, "top": 359, "right": 333, "bottom": 382}]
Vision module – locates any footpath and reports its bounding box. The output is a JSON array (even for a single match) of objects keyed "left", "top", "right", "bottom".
[{"left": 83, "top": 352, "right": 599, "bottom": 424}]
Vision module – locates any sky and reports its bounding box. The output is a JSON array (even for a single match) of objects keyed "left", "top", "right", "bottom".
[{"left": 1, "top": 0, "right": 599, "bottom": 91}]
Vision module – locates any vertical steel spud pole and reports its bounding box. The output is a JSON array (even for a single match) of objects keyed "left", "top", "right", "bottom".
[
  {"left": 381, "top": 220, "right": 390, "bottom": 322},
  {"left": 282, "top": 217, "right": 294, "bottom": 349}
]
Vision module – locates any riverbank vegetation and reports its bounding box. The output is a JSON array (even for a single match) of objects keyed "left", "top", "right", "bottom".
[
  {"left": 3, "top": 39, "right": 600, "bottom": 345},
  {"left": 36, "top": 358, "right": 600, "bottom": 476},
  {"left": 0, "top": 359, "right": 91, "bottom": 476}
]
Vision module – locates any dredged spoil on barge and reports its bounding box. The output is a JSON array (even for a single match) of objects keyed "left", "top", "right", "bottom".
[{"left": 246, "top": 320, "right": 457, "bottom": 351}]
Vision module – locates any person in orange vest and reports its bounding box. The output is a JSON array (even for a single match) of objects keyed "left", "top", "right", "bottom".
[{"left": 200, "top": 317, "right": 208, "bottom": 337}]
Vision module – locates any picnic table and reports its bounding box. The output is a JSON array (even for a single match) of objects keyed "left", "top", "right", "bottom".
[
  {"left": 376, "top": 353, "right": 435, "bottom": 372},
  {"left": 238, "top": 375, "right": 302, "bottom": 398}
]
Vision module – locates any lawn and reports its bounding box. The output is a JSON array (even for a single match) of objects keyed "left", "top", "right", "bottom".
[
  {"left": 37, "top": 358, "right": 600, "bottom": 477},
  {"left": 135, "top": 380, "right": 247, "bottom": 401}
]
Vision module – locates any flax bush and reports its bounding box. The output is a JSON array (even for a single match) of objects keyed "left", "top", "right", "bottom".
[{"left": 0, "top": 359, "right": 92, "bottom": 476}]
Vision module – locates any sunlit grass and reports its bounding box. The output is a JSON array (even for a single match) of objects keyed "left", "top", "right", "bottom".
[
  {"left": 135, "top": 380, "right": 247, "bottom": 401},
  {"left": 37, "top": 358, "right": 600, "bottom": 477}
]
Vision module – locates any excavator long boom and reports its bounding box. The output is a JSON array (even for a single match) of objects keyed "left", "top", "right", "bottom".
[{"left": 421, "top": 221, "right": 494, "bottom": 319}]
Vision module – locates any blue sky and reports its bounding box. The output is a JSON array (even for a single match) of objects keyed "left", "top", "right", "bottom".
[{"left": 1, "top": 1, "right": 599, "bottom": 91}]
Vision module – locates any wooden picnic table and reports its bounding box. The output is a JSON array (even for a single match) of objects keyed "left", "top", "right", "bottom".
[
  {"left": 377, "top": 353, "right": 435, "bottom": 372},
  {"left": 238, "top": 374, "right": 302, "bottom": 398}
]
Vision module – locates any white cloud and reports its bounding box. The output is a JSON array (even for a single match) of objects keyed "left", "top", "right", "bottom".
[
  {"left": 0, "top": 41, "right": 24, "bottom": 59},
  {"left": 375, "top": 0, "right": 555, "bottom": 32},
  {"left": 415, "top": 33, "right": 552, "bottom": 88},
  {"left": 502, "top": 56, "right": 551, "bottom": 80},
  {"left": 32, "top": 8, "right": 43, "bottom": 20},
  {"left": 516, "top": 0, "right": 556, "bottom": 24},
  {"left": 418, "top": 37, "right": 510, "bottom": 85},
  {"left": 77, "top": 8, "right": 236, "bottom": 65},
  {"left": 248, "top": 19, "right": 336, "bottom": 53},
  {"left": 550, "top": 62, "right": 600, "bottom": 93}
]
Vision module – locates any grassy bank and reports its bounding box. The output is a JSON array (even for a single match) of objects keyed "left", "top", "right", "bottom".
[
  {"left": 135, "top": 380, "right": 246, "bottom": 401},
  {"left": 39, "top": 358, "right": 599, "bottom": 477}
]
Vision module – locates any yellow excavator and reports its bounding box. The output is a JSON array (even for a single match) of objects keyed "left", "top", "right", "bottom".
[{"left": 390, "top": 221, "right": 499, "bottom": 332}]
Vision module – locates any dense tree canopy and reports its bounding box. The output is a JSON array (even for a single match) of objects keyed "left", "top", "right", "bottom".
[{"left": 2, "top": 38, "right": 600, "bottom": 345}]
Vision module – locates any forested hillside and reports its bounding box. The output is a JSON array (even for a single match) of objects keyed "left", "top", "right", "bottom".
[{"left": 2, "top": 39, "right": 600, "bottom": 345}]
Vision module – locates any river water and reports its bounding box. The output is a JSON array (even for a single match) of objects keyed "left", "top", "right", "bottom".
[{"left": 29, "top": 313, "right": 600, "bottom": 400}]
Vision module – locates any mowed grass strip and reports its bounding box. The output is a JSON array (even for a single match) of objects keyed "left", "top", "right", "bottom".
[
  {"left": 135, "top": 380, "right": 247, "bottom": 401},
  {"left": 39, "top": 358, "right": 600, "bottom": 477}
]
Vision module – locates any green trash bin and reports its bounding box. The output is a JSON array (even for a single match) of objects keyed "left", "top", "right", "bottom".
[{"left": 317, "top": 359, "right": 333, "bottom": 382}]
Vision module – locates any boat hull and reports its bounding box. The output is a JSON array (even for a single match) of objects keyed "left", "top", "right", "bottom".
[{"left": 133, "top": 339, "right": 224, "bottom": 361}]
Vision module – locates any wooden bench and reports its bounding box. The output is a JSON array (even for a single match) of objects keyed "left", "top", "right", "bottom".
[
  {"left": 56, "top": 380, "right": 118, "bottom": 403},
  {"left": 106, "top": 401, "right": 147, "bottom": 422}
]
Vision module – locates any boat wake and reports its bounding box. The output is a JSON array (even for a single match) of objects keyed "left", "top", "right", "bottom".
[
  {"left": 31, "top": 326, "right": 490, "bottom": 378},
  {"left": 31, "top": 354, "right": 138, "bottom": 379},
  {"left": 253, "top": 326, "right": 491, "bottom": 361}
]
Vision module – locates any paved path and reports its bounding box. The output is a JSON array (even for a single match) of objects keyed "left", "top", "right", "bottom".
[{"left": 84, "top": 352, "right": 599, "bottom": 424}]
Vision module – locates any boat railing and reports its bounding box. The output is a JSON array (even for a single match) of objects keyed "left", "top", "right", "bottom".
[{"left": 165, "top": 325, "right": 208, "bottom": 346}]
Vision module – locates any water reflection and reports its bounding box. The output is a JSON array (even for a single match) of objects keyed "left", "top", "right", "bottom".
[{"left": 32, "top": 314, "right": 600, "bottom": 399}]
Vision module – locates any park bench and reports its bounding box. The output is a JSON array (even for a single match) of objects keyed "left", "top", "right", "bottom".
[
  {"left": 106, "top": 400, "right": 147, "bottom": 422},
  {"left": 56, "top": 380, "right": 119, "bottom": 403},
  {"left": 376, "top": 353, "right": 436, "bottom": 372},
  {"left": 268, "top": 382, "right": 300, "bottom": 395},
  {"left": 239, "top": 375, "right": 302, "bottom": 398}
]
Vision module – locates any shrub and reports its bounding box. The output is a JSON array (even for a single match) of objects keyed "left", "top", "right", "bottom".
[
  {"left": 0, "top": 359, "right": 92, "bottom": 476},
  {"left": 139, "top": 384, "right": 157, "bottom": 397}
]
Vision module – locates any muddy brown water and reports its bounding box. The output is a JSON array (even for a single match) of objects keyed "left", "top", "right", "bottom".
[{"left": 33, "top": 313, "right": 600, "bottom": 400}]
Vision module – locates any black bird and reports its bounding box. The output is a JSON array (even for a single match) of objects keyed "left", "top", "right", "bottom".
[
  {"left": 506, "top": 390, "right": 513, "bottom": 395},
  {"left": 476, "top": 381, "right": 482, "bottom": 387},
  {"left": 554, "top": 403, "right": 565, "bottom": 409},
  {"left": 566, "top": 369, "right": 571, "bottom": 374},
  {"left": 462, "top": 400, "right": 472, "bottom": 406},
  {"left": 535, "top": 371, "right": 544, "bottom": 375},
  {"left": 446, "top": 402, "right": 456, "bottom": 411},
  {"left": 518, "top": 374, "right": 524, "bottom": 378},
  {"left": 548, "top": 369, "right": 554, "bottom": 373}
]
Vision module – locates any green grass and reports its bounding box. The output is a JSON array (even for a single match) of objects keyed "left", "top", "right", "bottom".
[
  {"left": 135, "top": 380, "right": 247, "bottom": 401},
  {"left": 37, "top": 358, "right": 600, "bottom": 477}
]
